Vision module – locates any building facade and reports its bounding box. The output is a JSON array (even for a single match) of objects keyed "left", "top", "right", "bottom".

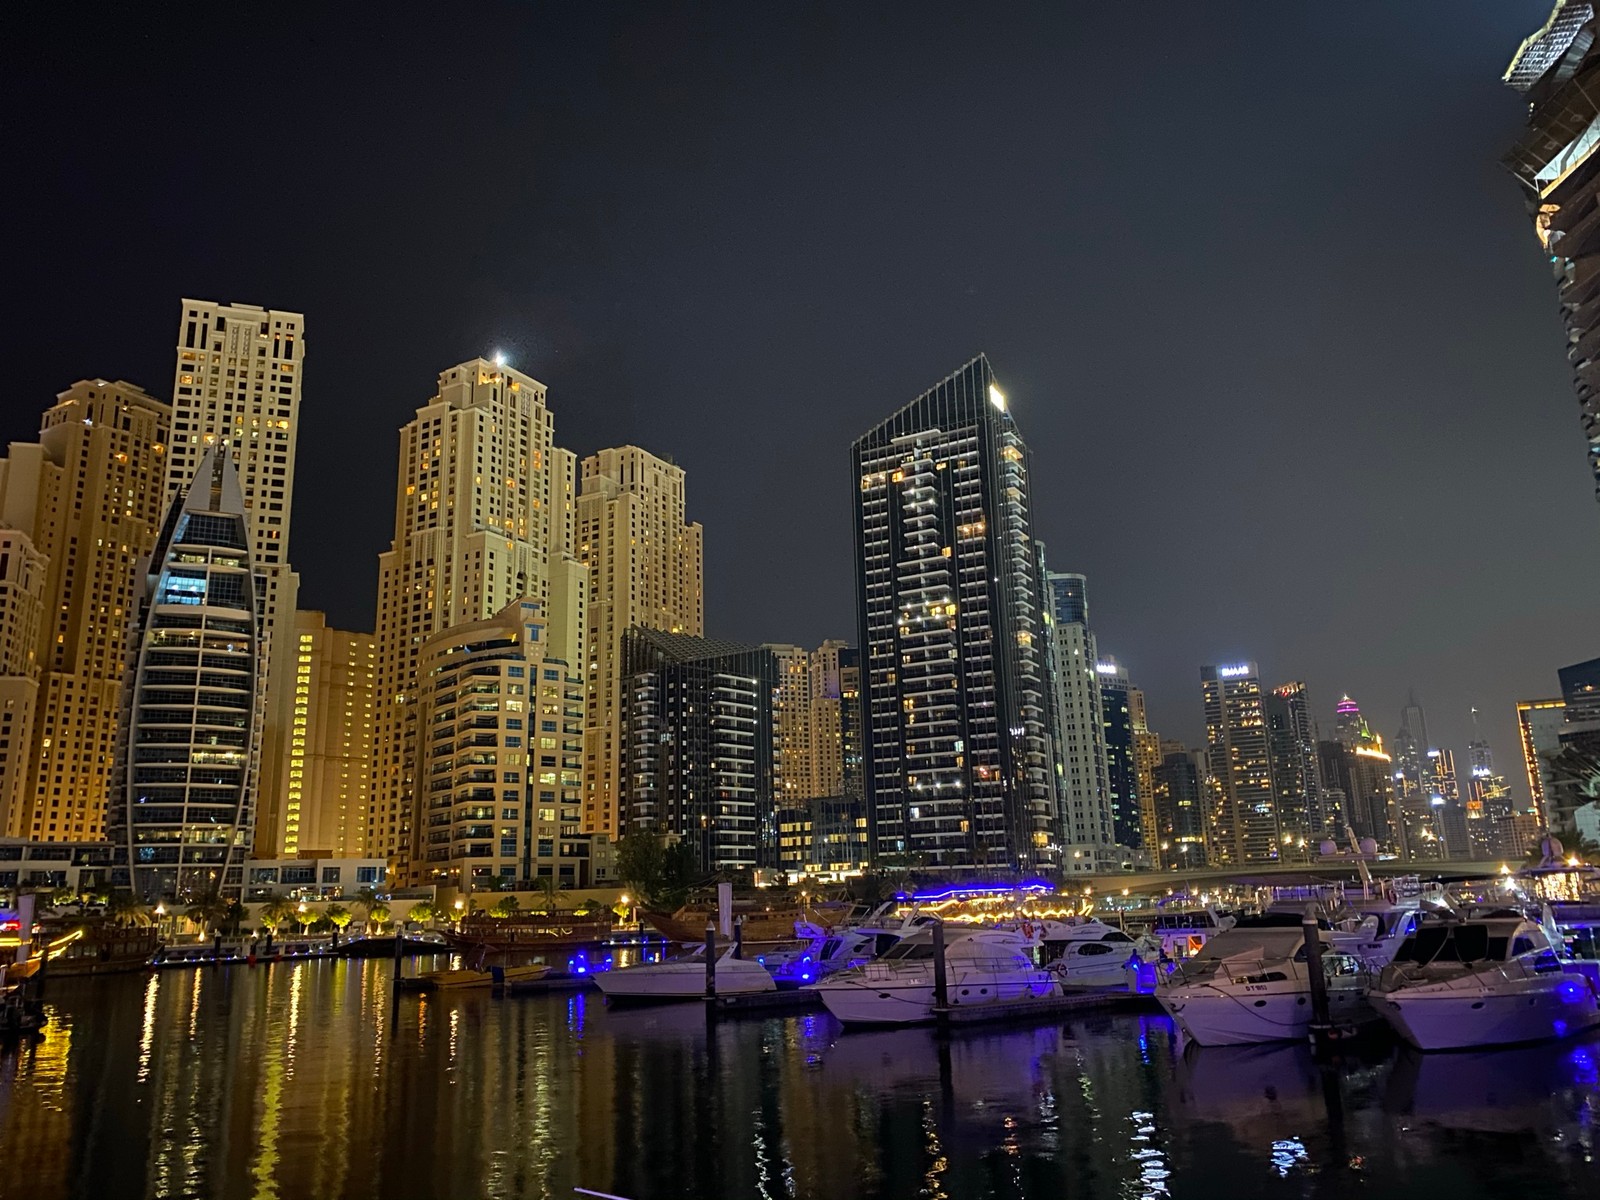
[
  {"left": 1150, "top": 740, "right": 1209, "bottom": 870},
  {"left": 281, "top": 611, "right": 376, "bottom": 858},
  {"left": 108, "top": 448, "right": 260, "bottom": 902},
  {"left": 414, "top": 598, "right": 589, "bottom": 891},
  {"left": 1043, "top": 571, "right": 1114, "bottom": 847},
  {"left": 1517, "top": 697, "right": 1566, "bottom": 825},
  {"left": 168, "top": 301, "right": 304, "bottom": 856},
  {"left": 1200, "top": 663, "right": 1278, "bottom": 864},
  {"left": 372, "top": 358, "right": 585, "bottom": 885},
  {"left": 1096, "top": 657, "right": 1140, "bottom": 849},
  {"left": 1264, "top": 681, "right": 1324, "bottom": 853},
  {"left": 1504, "top": 5, "right": 1600, "bottom": 503},
  {"left": 576, "top": 447, "right": 703, "bottom": 841},
  {"left": 618, "top": 628, "right": 779, "bottom": 873},
  {"left": 1129, "top": 686, "right": 1161, "bottom": 858},
  {"left": 0, "top": 381, "right": 171, "bottom": 841},
  {"left": 851, "top": 356, "right": 1054, "bottom": 872}
]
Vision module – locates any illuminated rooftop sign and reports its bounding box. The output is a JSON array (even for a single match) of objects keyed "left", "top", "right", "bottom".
[{"left": 1217, "top": 665, "right": 1251, "bottom": 678}]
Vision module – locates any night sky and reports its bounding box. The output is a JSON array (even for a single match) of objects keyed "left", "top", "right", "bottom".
[{"left": 5, "top": 2, "right": 1595, "bottom": 792}]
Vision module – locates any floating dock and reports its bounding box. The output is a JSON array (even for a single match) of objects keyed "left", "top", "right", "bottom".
[{"left": 706, "top": 988, "right": 825, "bottom": 1018}]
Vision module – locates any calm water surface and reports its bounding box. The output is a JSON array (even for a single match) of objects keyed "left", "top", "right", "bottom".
[{"left": 1, "top": 957, "right": 1598, "bottom": 1199}]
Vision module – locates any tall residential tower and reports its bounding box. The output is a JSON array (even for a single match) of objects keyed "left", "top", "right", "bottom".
[{"left": 851, "top": 356, "right": 1054, "bottom": 872}]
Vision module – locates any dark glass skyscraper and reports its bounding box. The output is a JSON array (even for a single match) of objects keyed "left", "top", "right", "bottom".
[
  {"left": 1096, "top": 656, "right": 1140, "bottom": 849},
  {"left": 108, "top": 448, "right": 260, "bottom": 903},
  {"left": 851, "top": 355, "right": 1053, "bottom": 873},
  {"left": 1264, "top": 681, "right": 1324, "bottom": 850}
]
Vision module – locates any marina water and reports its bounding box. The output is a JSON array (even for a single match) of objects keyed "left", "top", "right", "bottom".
[{"left": 1, "top": 957, "right": 1598, "bottom": 1199}]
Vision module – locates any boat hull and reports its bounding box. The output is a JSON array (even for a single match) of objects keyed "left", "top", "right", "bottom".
[
  {"left": 814, "top": 967, "right": 1060, "bottom": 1026},
  {"left": 1159, "top": 980, "right": 1375, "bottom": 1047},
  {"left": 1372, "top": 976, "right": 1600, "bottom": 1051},
  {"left": 595, "top": 961, "right": 775, "bottom": 1001}
]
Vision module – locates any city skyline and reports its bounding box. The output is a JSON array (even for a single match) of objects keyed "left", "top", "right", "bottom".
[{"left": 4, "top": 2, "right": 1591, "bottom": 792}]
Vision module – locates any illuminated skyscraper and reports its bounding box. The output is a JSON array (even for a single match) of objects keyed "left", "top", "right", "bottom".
[
  {"left": 109, "top": 448, "right": 260, "bottom": 902},
  {"left": 1150, "top": 740, "right": 1208, "bottom": 869},
  {"left": 1518, "top": 696, "right": 1566, "bottom": 825},
  {"left": 1129, "top": 686, "right": 1161, "bottom": 856},
  {"left": 851, "top": 356, "right": 1054, "bottom": 871},
  {"left": 1504, "top": 5, "right": 1600, "bottom": 502},
  {"left": 1043, "top": 571, "right": 1113, "bottom": 846},
  {"left": 1391, "top": 691, "right": 1434, "bottom": 854},
  {"left": 372, "top": 358, "right": 586, "bottom": 885},
  {"left": 576, "top": 446, "right": 703, "bottom": 840},
  {"left": 280, "top": 611, "right": 375, "bottom": 857},
  {"left": 167, "top": 301, "right": 303, "bottom": 855},
  {"left": 1096, "top": 656, "right": 1140, "bottom": 848},
  {"left": 0, "top": 380, "right": 170, "bottom": 840},
  {"left": 1428, "top": 747, "right": 1470, "bottom": 859},
  {"left": 1201, "top": 662, "right": 1279, "bottom": 864},
  {"left": 1265, "top": 681, "right": 1324, "bottom": 851}
]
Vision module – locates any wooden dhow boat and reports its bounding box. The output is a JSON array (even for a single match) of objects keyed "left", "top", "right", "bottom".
[
  {"left": 642, "top": 900, "right": 850, "bottom": 945},
  {"left": 444, "top": 913, "right": 612, "bottom": 951}
]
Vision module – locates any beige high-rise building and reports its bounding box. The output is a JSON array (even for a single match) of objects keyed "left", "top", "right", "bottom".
[
  {"left": 373, "top": 358, "right": 585, "bottom": 885},
  {"left": 807, "top": 639, "right": 852, "bottom": 800},
  {"left": 0, "top": 530, "right": 46, "bottom": 834},
  {"left": 169, "top": 301, "right": 304, "bottom": 855},
  {"left": 0, "top": 381, "right": 170, "bottom": 839},
  {"left": 283, "top": 611, "right": 376, "bottom": 858},
  {"left": 1128, "top": 686, "right": 1162, "bottom": 858},
  {"left": 576, "top": 446, "right": 703, "bottom": 838},
  {"left": 769, "top": 644, "right": 812, "bottom": 807}
]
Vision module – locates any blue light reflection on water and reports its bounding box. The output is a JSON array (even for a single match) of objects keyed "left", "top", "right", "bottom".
[{"left": 2, "top": 962, "right": 1600, "bottom": 1199}]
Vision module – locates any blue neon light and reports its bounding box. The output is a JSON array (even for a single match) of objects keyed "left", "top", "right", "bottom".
[{"left": 903, "top": 880, "right": 1056, "bottom": 903}]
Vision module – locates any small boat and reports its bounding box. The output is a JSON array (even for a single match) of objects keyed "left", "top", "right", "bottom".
[
  {"left": 1368, "top": 915, "right": 1600, "bottom": 1051},
  {"left": 594, "top": 947, "right": 775, "bottom": 1002},
  {"left": 809, "top": 926, "right": 1058, "bottom": 1025},
  {"left": 1157, "top": 916, "right": 1378, "bottom": 1046},
  {"left": 445, "top": 914, "right": 612, "bottom": 951}
]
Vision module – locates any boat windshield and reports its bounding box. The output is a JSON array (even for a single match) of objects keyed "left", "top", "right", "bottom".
[
  {"left": 880, "top": 942, "right": 937, "bottom": 961},
  {"left": 1391, "top": 925, "right": 1509, "bottom": 965},
  {"left": 818, "top": 939, "right": 843, "bottom": 959}
]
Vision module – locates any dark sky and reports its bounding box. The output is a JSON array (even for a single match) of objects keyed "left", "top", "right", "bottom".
[{"left": 5, "top": 2, "right": 1596, "bottom": 794}]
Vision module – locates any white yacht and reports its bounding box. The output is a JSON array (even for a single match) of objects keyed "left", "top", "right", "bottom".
[
  {"left": 1368, "top": 916, "right": 1600, "bottom": 1050},
  {"left": 759, "top": 922, "right": 905, "bottom": 988},
  {"left": 1149, "top": 906, "right": 1236, "bottom": 959},
  {"left": 594, "top": 946, "right": 775, "bottom": 1001},
  {"left": 1026, "top": 920, "right": 1162, "bottom": 990},
  {"left": 1157, "top": 917, "right": 1375, "bottom": 1046},
  {"left": 809, "top": 926, "right": 1058, "bottom": 1025}
]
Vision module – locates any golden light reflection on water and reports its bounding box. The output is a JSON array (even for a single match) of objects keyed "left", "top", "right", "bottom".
[{"left": 136, "top": 971, "right": 158, "bottom": 1084}]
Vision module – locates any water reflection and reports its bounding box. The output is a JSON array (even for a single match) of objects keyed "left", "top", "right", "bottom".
[{"left": 0, "top": 964, "right": 1599, "bottom": 1199}]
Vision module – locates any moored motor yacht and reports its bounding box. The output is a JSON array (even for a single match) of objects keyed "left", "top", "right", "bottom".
[
  {"left": 1157, "top": 916, "right": 1376, "bottom": 1046},
  {"left": 1368, "top": 916, "right": 1600, "bottom": 1050},
  {"left": 594, "top": 946, "right": 775, "bottom": 1001},
  {"left": 1020, "top": 920, "right": 1163, "bottom": 990},
  {"left": 758, "top": 921, "right": 906, "bottom": 988},
  {"left": 809, "top": 926, "right": 1058, "bottom": 1025}
]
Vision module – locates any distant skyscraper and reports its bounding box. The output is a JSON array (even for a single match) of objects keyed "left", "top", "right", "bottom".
[
  {"left": 1391, "top": 691, "right": 1438, "bottom": 858},
  {"left": 806, "top": 639, "right": 856, "bottom": 800},
  {"left": 1265, "top": 682, "right": 1324, "bottom": 851},
  {"left": 1428, "top": 747, "right": 1470, "bottom": 859},
  {"left": 372, "top": 359, "right": 586, "bottom": 885},
  {"left": 576, "top": 446, "right": 703, "bottom": 841},
  {"left": 109, "top": 448, "right": 260, "bottom": 902},
  {"left": 1334, "top": 694, "right": 1370, "bottom": 748},
  {"left": 1150, "top": 739, "right": 1208, "bottom": 870},
  {"left": 0, "top": 380, "right": 170, "bottom": 841},
  {"left": 1201, "top": 663, "right": 1279, "bottom": 864},
  {"left": 168, "top": 301, "right": 304, "bottom": 855},
  {"left": 1318, "top": 737, "right": 1401, "bottom": 854},
  {"left": 1503, "top": 6, "right": 1600, "bottom": 502},
  {"left": 1043, "top": 571, "right": 1114, "bottom": 846},
  {"left": 1097, "top": 656, "right": 1140, "bottom": 848},
  {"left": 851, "top": 356, "right": 1053, "bottom": 872},
  {"left": 281, "top": 612, "right": 375, "bottom": 858},
  {"left": 1129, "top": 687, "right": 1161, "bottom": 856}
]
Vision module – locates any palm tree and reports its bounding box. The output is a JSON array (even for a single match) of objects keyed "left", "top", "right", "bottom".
[
  {"left": 258, "top": 897, "right": 297, "bottom": 935},
  {"left": 106, "top": 892, "right": 152, "bottom": 928},
  {"left": 535, "top": 875, "right": 560, "bottom": 914},
  {"left": 366, "top": 902, "right": 392, "bottom": 930},
  {"left": 406, "top": 901, "right": 437, "bottom": 927},
  {"left": 185, "top": 893, "right": 233, "bottom": 935},
  {"left": 488, "top": 895, "right": 520, "bottom": 919},
  {"left": 324, "top": 903, "right": 352, "bottom": 946}
]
